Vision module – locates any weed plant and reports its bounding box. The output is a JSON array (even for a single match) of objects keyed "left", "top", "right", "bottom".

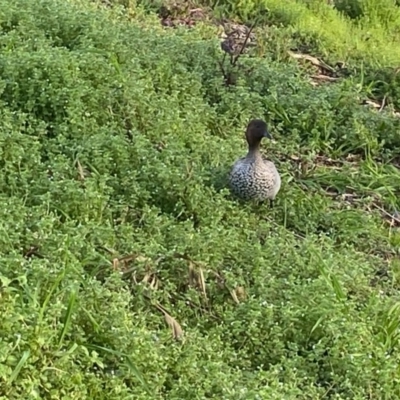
[{"left": 1, "top": 0, "right": 400, "bottom": 398}]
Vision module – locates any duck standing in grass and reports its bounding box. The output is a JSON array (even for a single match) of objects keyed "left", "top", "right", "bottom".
[{"left": 229, "top": 119, "right": 281, "bottom": 207}]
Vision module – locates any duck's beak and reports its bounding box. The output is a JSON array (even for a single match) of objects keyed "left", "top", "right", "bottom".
[{"left": 263, "top": 130, "right": 272, "bottom": 140}]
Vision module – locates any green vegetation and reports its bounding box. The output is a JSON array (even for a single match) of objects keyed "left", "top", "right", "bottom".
[
  {"left": 198, "top": 0, "right": 400, "bottom": 64},
  {"left": 1, "top": 0, "right": 400, "bottom": 398}
]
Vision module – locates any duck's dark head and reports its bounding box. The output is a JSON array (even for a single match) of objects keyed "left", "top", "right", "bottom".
[{"left": 245, "top": 119, "right": 271, "bottom": 151}]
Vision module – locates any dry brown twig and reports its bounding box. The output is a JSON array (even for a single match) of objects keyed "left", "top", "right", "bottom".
[
  {"left": 372, "top": 203, "right": 400, "bottom": 226},
  {"left": 288, "top": 51, "right": 336, "bottom": 74},
  {"left": 288, "top": 51, "right": 340, "bottom": 87},
  {"left": 76, "top": 160, "right": 86, "bottom": 181},
  {"left": 188, "top": 261, "right": 207, "bottom": 301},
  {"left": 379, "top": 96, "right": 387, "bottom": 112},
  {"left": 154, "top": 303, "right": 184, "bottom": 340}
]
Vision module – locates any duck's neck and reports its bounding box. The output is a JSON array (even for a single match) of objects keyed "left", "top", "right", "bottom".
[{"left": 247, "top": 142, "right": 262, "bottom": 159}]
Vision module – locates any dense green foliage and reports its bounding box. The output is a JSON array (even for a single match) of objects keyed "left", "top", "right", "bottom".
[{"left": 1, "top": 0, "right": 400, "bottom": 398}]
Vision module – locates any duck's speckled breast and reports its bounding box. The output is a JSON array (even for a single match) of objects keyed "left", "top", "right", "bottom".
[{"left": 229, "top": 156, "right": 281, "bottom": 201}]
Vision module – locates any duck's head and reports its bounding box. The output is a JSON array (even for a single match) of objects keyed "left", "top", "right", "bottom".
[{"left": 245, "top": 119, "right": 271, "bottom": 150}]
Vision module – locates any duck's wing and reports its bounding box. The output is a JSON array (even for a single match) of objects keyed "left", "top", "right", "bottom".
[
  {"left": 260, "top": 155, "right": 276, "bottom": 167},
  {"left": 230, "top": 157, "right": 248, "bottom": 173}
]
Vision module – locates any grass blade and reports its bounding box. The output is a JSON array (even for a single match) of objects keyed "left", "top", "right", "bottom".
[
  {"left": 87, "top": 344, "right": 151, "bottom": 394},
  {"left": 9, "top": 350, "right": 30, "bottom": 383},
  {"left": 58, "top": 288, "right": 77, "bottom": 347},
  {"left": 37, "top": 269, "right": 66, "bottom": 329}
]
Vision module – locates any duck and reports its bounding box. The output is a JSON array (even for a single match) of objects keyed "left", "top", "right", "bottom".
[{"left": 229, "top": 119, "right": 281, "bottom": 207}]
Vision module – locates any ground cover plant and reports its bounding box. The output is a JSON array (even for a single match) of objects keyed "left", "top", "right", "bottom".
[{"left": 2, "top": 0, "right": 400, "bottom": 398}]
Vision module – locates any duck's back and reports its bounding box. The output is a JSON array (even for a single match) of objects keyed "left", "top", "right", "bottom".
[{"left": 229, "top": 156, "right": 280, "bottom": 201}]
